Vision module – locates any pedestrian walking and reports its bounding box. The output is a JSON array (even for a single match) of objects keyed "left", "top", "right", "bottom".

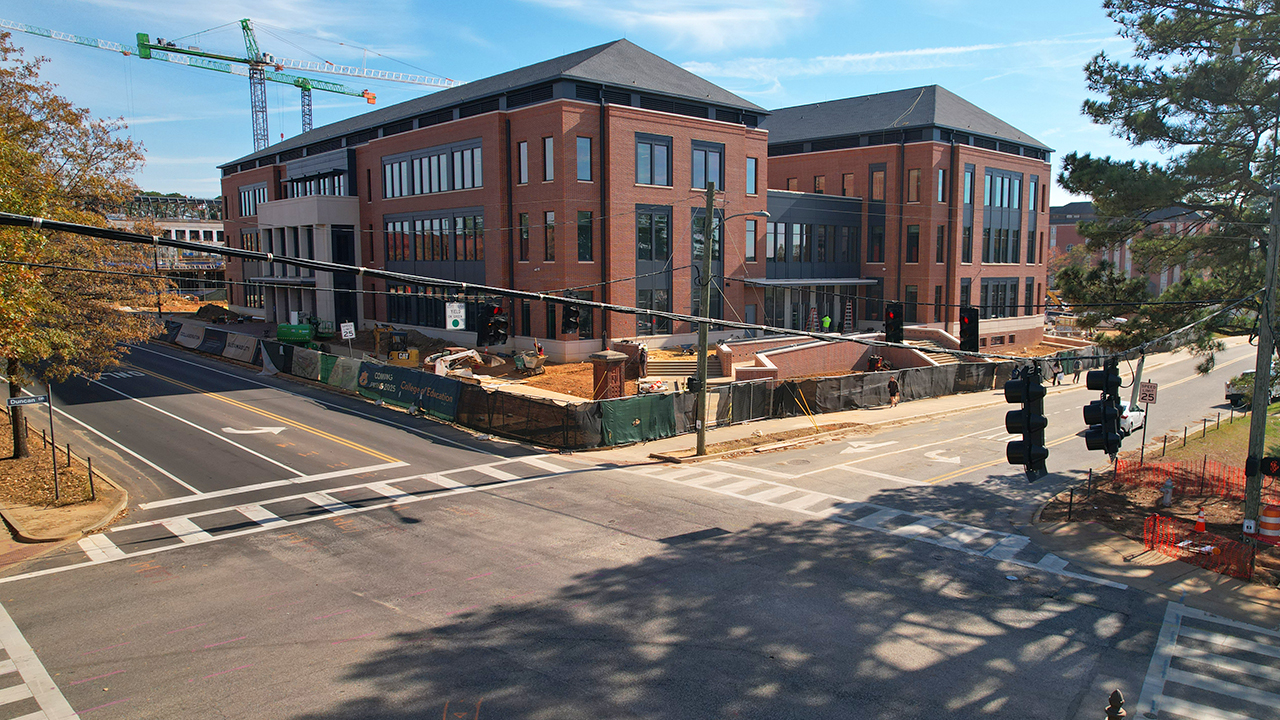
[
  {"left": 888, "top": 375, "right": 900, "bottom": 408},
  {"left": 1072, "top": 359, "right": 1082, "bottom": 384},
  {"left": 1052, "top": 360, "right": 1064, "bottom": 386}
]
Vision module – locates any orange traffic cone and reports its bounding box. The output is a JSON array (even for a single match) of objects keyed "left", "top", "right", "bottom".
[{"left": 1194, "top": 508, "right": 1206, "bottom": 533}]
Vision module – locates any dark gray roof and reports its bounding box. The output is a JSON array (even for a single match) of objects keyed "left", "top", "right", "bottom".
[
  {"left": 224, "top": 39, "right": 764, "bottom": 168},
  {"left": 762, "top": 85, "right": 1051, "bottom": 151}
]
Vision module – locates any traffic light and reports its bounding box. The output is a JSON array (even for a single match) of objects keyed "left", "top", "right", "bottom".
[
  {"left": 885, "top": 303, "right": 904, "bottom": 344},
  {"left": 1083, "top": 359, "right": 1122, "bottom": 457},
  {"left": 959, "top": 307, "right": 979, "bottom": 353},
  {"left": 561, "top": 302, "right": 581, "bottom": 335},
  {"left": 476, "top": 302, "right": 508, "bottom": 347},
  {"left": 1005, "top": 366, "right": 1048, "bottom": 480}
]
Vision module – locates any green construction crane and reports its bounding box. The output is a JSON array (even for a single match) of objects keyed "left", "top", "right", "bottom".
[{"left": 1, "top": 18, "right": 457, "bottom": 151}]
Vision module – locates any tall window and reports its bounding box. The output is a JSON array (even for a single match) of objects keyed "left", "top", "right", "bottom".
[
  {"left": 842, "top": 173, "right": 855, "bottom": 197},
  {"left": 574, "top": 291, "right": 594, "bottom": 339},
  {"left": 934, "top": 285, "right": 943, "bottom": 322},
  {"left": 1025, "top": 278, "right": 1036, "bottom": 315},
  {"left": 937, "top": 168, "right": 946, "bottom": 202},
  {"left": 814, "top": 175, "right": 825, "bottom": 194},
  {"left": 576, "top": 137, "right": 592, "bottom": 181},
  {"left": 543, "top": 211, "right": 555, "bottom": 261},
  {"left": 543, "top": 137, "right": 554, "bottom": 181},
  {"left": 746, "top": 157, "right": 758, "bottom": 195},
  {"left": 868, "top": 225, "right": 885, "bottom": 263},
  {"left": 636, "top": 209, "right": 671, "bottom": 261},
  {"left": 905, "top": 285, "right": 919, "bottom": 322},
  {"left": 518, "top": 213, "right": 529, "bottom": 261},
  {"left": 383, "top": 141, "right": 481, "bottom": 197},
  {"left": 636, "top": 134, "right": 671, "bottom": 186},
  {"left": 935, "top": 225, "right": 945, "bottom": 263},
  {"left": 744, "top": 219, "right": 757, "bottom": 262},
  {"left": 577, "top": 211, "right": 593, "bottom": 261},
  {"left": 637, "top": 289, "right": 671, "bottom": 335},
  {"left": 907, "top": 169, "right": 921, "bottom": 203},
  {"left": 871, "top": 170, "right": 885, "bottom": 201},
  {"left": 518, "top": 141, "right": 528, "bottom": 184},
  {"left": 905, "top": 225, "right": 920, "bottom": 263},
  {"left": 691, "top": 140, "right": 724, "bottom": 191},
  {"left": 960, "top": 278, "right": 971, "bottom": 308},
  {"left": 964, "top": 169, "right": 974, "bottom": 204}
]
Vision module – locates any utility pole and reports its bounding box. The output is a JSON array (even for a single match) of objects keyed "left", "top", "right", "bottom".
[
  {"left": 695, "top": 182, "right": 715, "bottom": 456},
  {"left": 1245, "top": 185, "right": 1280, "bottom": 532}
]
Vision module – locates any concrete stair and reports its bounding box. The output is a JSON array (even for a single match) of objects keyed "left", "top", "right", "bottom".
[
  {"left": 904, "top": 339, "right": 961, "bottom": 366},
  {"left": 646, "top": 356, "right": 725, "bottom": 377}
]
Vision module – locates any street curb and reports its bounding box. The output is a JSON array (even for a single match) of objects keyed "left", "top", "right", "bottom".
[{"left": 0, "top": 472, "right": 129, "bottom": 544}]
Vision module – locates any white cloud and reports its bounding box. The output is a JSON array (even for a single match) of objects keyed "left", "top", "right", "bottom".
[
  {"left": 683, "top": 36, "right": 1124, "bottom": 82},
  {"left": 520, "top": 0, "right": 817, "bottom": 52}
]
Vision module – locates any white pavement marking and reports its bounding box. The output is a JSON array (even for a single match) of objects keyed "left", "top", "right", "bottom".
[
  {"left": 0, "top": 684, "right": 32, "bottom": 704},
  {"left": 128, "top": 343, "right": 489, "bottom": 454},
  {"left": 0, "top": 602, "right": 78, "bottom": 720},
  {"left": 830, "top": 465, "right": 926, "bottom": 486},
  {"left": 716, "top": 479, "right": 765, "bottom": 494},
  {"left": 238, "top": 505, "right": 286, "bottom": 527},
  {"left": 683, "top": 473, "right": 734, "bottom": 488},
  {"left": 778, "top": 493, "right": 830, "bottom": 511},
  {"left": 472, "top": 464, "right": 520, "bottom": 481},
  {"left": 1035, "top": 554, "right": 1069, "bottom": 572},
  {"left": 89, "top": 377, "right": 302, "bottom": 476},
  {"left": 0, "top": 470, "right": 561, "bottom": 585},
  {"left": 138, "top": 461, "right": 410, "bottom": 510},
  {"left": 849, "top": 508, "right": 902, "bottom": 529},
  {"left": 303, "top": 491, "right": 357, "bottom": 514},
  {"left": 983, "top": 534, "right": 1031, "bottom": 561},
  {"left": 78, "top": 534, "right": 126, "bottom": 561},
  {"left": 158, "top": 517, "right": 214, "bottom": 544},
  {"left": 0, "top": 659, "right": 16, "bottom": 675},
  {"left": 839, "top": 441, "right": 898, "bottom": 454},
  {"left": 1138, "top": 602, "right": 1280, "bottom": 719},
  {"left": 712, "top": 461, "right": 795, "bottom": 479},
  {"left": 366, "top": 482, "right": 413, "bottom": 501},
  {"left": 423, "top": 473, "right": 467, "bottom": 489},
  {"left": 517, "top": 456, "right": 577, "bottom": 474},
  {"left": 889, "top": 516, "right": 945, "bottom": 538},
  {"left": 743, "top": 486, "right": 801, "bottom": 502}
]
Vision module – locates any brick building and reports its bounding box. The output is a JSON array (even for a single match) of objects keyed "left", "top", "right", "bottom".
[
  {"left": 1048, "top": 201, "right": 1207, "bottom": 296},
  {"left": 761, "top": 86, "right": 1053, "bottom": 350},
  {"left": 219, "top": 40, "right": 767, "bottom": 361}
]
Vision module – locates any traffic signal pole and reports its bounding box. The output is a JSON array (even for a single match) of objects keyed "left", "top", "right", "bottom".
[{"left": 1244, "top": 187, "right": 1280, "bottom": 534}]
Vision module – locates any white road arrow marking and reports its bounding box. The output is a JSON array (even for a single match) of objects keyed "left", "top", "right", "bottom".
[
  {"left": 923, "top": 450, "right": 961, "bottom": 464},
  {"left": 221, "top": 426, "right": 287, "bottom": 435},
  {"left": 840, "top": 441, "right": 898, "bottom": 454}
]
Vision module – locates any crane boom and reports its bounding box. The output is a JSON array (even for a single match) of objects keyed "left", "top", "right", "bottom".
[{"left": 268, "top": 57, "right": 459, "bottom": 88}]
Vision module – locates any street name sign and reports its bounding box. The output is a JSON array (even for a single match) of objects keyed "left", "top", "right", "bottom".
[
  {"left": 1138, "top": 381, "right": 1157, "bottom": 404},
  {"left": 6, "top": 395, "right": 47, "bottom": 407}
]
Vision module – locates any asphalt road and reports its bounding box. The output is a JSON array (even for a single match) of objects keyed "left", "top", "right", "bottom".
[{"left": 0, "top": 339, "right": 1275, "bottom": 719}]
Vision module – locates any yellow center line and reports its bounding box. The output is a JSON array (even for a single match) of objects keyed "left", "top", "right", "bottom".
[
  {"left": 925, "top": 433, "right": 1080, "bottom": 485},
  {"left": 126, "top": 365, "right": 400, "bottom": 463}
]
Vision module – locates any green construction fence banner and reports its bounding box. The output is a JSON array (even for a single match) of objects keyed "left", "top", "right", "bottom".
[
  {"left": 600, "top": 393, "right": 676, "bottom": 446},
  {"left": 416, "top": 372, "right": 461, "bottom": 422},
  {"left": 318, "top": 354, "right": 338, "bottom": 385},
  {"left": 357, "top": 362, "right": 423, "bottom": 409}
]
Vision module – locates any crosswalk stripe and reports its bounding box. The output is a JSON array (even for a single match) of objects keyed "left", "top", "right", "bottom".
[
  {"left": 1149, "top": 695, "right": 1254, "bottom": 720},
  {"left": 159, "top": 517, "right": 214, "bottom": 544},
  {"left": 1174, "top": 644, "right": 1280, "bottom": 682},
  {"left": 11, "top": 710, "right": 51, "bottom": 720},
  {"left": 139, "top": 461, "right": 410, "bottom": 510},
  {"left": 0, "top": 683, "right": 32, "bottom": 704},
  {"left": 517, "top": 457, "right": 575, "bottom": 474},
  {"left": 303, "top": 492, "right": 356, "bottom": 514},
  {"left": 983, "top": 534, "right": 1030, "bottom": 560},
  {"left": 890, "top": 517, "right": 945, "bottom": 538},
  {"left": 777, "top": 493, "right": 831, "bottom": 511},
  {"left": 681, "top": 473, "right": 732, "bottom": 487},
  {"left": 78, "top": 534, "right": 126, "bottom": 561},
  {"left": 425, "top": 473, "right": 467, "bottom": 489},
  {"left": 473, "top": 465, "right": 519, "bottom": 481},
  {"left": 848, "top": 508, "right": 901, "bottom": 529},
  {"left": 1166, "top": 666, "right": 1280, "bottom": 709},
  {"left": 742, "top": 486, "right": 801, "bottom": 502},
  {"left": 0, "top": 659, "right": 15, "bottom": 675},
  {"left": 366, "top": 482, "right": 412, "bottom": 501},
  {"left": 237, "top": 505, "right": 285, "bottom": 527},
  {"left": 1181, "top": 626, "right": 1280, "bottom": 660},
  {"left": 716, "top": 479, "right": 765, "bottom": 494},
  {"left": 1035, "top": 554, "right": 1069, "bottom": 572}
]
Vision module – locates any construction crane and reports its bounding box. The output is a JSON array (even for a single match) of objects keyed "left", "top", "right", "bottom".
[{"left": 1, "top": 18, "right": 460, "bottom": 151}]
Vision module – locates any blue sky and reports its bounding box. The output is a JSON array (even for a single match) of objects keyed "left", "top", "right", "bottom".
[{"left": 8, "top": 0, "right": 1156, "bottom": 205}]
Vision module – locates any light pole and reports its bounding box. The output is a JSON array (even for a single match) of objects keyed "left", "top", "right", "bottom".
[
  {"left": 1234, "top": 38, "right": 1280, "bottom": 535},
  {"left": 695, "top": 183, "right": 768, "bottom": 456}
]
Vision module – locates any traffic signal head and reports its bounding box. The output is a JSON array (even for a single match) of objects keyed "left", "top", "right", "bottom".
[
  {"left": 561, "top": 302, "right": 581, "bottom": 335},
  {"left": 959, "top": 307, "right": 979, "bottom": 353},
  {"left": 1004, "top": 368, "right": 1049, "bottom": 480},
  {"left": 1086, "top": 366, "right": 1121, "bottom": 394},
  {"left": 885, "top": 303, "right": 904, "bottom": 344},
  {"left": 476, "top": 302, "right": 508, "bottom": 346},
  {"left": 1083, "top": 358, "right": 1123, "bottom": 456}
]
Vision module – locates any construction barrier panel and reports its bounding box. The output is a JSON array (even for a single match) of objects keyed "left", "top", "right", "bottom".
[
  {"left": 1116, "top": 459, "right": 1280, "bottom": 506},
  {"left": 291, "top": 348, "right": 322, "bottom": 381},
  {"left": 259, "top": 341, "right": 294, "bottom": 376},
  {"left": 195, "top": 328, "right": 228, "bottom": 356},
  {"left": 326, "top": 357, "right": 361, "bottom": 392},
  {"left": 356, "top": 362, "right": 421, "bottom": 409},
  {"left": 161, "top": 320, "right": 184, "bottom": 343},
  {"left": 318, "top": 354, "right": 338, "bottom": 385},
  {"left": 1144, "top": 514, "right": 1255, "bottom": 580},
  {"left": 673, "top": 391, "right": 698, "bottom": 434},
  {"left": 416, "top": 373, "right": 462, "bottom": 422},
  {"left": 455, "top": 384, "right": 601, "bottom": 449},
  {"left": 719, "top": 380, "right": 773, "bottom": 426},
  {"left": 221, "top": 333, "right": 259, "bottom": 364},
  {"left": 600, "top": 394, "right": 676, "bottom": 445},
  {"left": 175, "top": 323, "right": 204, "bottom": 349}
]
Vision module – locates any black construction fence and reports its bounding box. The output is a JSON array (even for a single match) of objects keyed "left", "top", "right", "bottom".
[{"left": 157, "top": 319, "right": 1105, "bottom": 450}]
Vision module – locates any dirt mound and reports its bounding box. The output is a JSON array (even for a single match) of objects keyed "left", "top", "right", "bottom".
[{"left": 194, "top": 304, "right": 240, "bottom": 323}]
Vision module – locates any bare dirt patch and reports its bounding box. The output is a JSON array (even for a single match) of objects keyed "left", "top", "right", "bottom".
[{"left": 663, "top": 421, "right": 872, "bottom": 458}]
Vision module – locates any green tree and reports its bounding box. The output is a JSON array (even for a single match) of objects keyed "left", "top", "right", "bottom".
[
  {"left": 1058, "top": 0, "right": 1278, "bottom": 355},
  {"left": 0, "top": 33, "right": 165, "bottom": 458}
]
